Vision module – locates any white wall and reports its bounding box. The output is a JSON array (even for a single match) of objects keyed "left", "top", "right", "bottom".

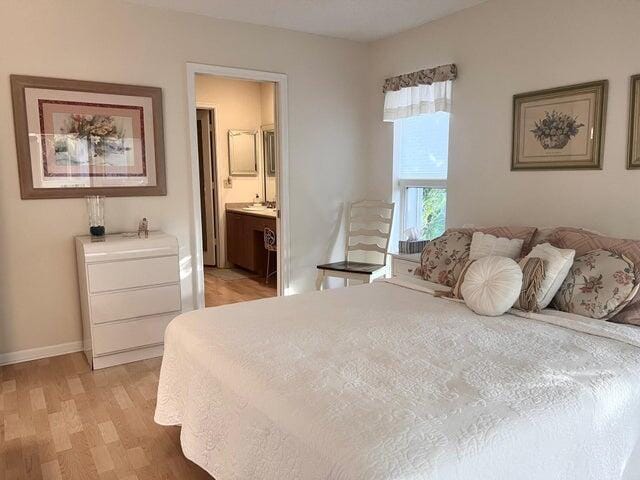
[
  {"left": 0, "top": 0, "right": 368, "bottom": 356},
  {"left": 367, "top": 0, "right": 640, "bottom": 239}
]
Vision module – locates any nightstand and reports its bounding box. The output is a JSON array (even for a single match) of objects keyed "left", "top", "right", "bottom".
[{"left": 390, "top": 252, "right": 421, "bottom": 279}]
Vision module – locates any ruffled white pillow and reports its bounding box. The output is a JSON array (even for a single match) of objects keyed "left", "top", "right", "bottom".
[
  {"left": 469, "top": 232, "right": 524, "bottom": 260},
  {"left": 461, "top": 256, "right": 523, "bottom": 316}
]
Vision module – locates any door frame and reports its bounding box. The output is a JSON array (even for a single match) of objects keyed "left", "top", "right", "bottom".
[
  {"left": 186, "top": 63, "right": 290, "bottom": 308},
  {"left": 196, "top": 105, "right": 219, "bottom": 267}
]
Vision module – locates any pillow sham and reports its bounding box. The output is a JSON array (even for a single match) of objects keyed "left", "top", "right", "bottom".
[
  {"left": 549, "top": 229, "right": 640, "bottom": 324},
  {"left": 469, "top": 231, "right": 524, "bottom": 260},
  {"left": 553, "top": 249, "right": 638, "bottom": 320},
  {"left": 446, "top": 226, "right": 537, "bottom": 253},
  {"left": 514, "top": 242, "right": 575, "bottom": 310},
  {"left": 416, "top": 232, "right": 471, "bottom": 287},
  {"left": 461, "top": 256, "right": 523, "bottom": 316},
  {"left": 525, "top": 226, "right": 603, "bottom": 255}
]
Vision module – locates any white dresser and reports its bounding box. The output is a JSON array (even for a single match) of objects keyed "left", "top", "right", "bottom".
[{"left": 75, "top": 232, "right": 181, "bottom": 369}]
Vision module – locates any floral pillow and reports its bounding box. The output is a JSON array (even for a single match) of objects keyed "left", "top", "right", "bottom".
[
  {"left": 553, "top": 249, "right": 638, "bottom": 320},
  {"left": 416, "top": 232, "right": 471, "bottom": 287}
]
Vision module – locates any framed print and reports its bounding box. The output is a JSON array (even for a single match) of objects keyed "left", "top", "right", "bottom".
[
  {"left": 511, "top": 80, "right": 607, "bottom": 170},
  {"left": 628, "top": 74, "right": 640, "bottom": 169},
  {"left": 11, "top": 75, "right": 166, "bottom": 199}
]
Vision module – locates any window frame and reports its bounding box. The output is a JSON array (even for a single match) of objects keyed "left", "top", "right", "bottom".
[{"left": 398, "top": 179, "right": 447, "bottom": 239}]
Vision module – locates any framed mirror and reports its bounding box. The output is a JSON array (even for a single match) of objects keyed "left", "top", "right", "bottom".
[
  {"left": 228, "top": 129, "right": 258, "bottom": 176},
  {"left": 261, "top": 125, "right": 276, "bottom": 202}
]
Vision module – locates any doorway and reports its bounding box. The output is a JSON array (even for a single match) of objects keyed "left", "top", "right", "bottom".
[
  {"left": 187, "top": 64, "right": 290, "bottom": 309},
  {"left": 196, "top": 108, "right": 218, "bottom": 267}
]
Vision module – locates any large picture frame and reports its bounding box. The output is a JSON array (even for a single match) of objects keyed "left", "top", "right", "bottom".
[
  {"left": 11, "top": 75, "right": 166, "bottom": 199},
  {"left": 511, "top": 80, "right": 608, "bottom": 170},
  {"left": 628, "top": 74, "right": 640, "bottom": 169}
]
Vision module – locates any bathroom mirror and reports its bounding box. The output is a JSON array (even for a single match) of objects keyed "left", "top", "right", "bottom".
[
  {"left": 228, "top": 129, "right": 258, "bottom": 176},
  {"left": 262, "top": 125, "right": 276, "bottom": 203}
]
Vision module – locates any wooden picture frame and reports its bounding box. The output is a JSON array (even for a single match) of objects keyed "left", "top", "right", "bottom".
[
  {"left": 511, "top": 80, "right": 607, "bottom": 170},
  {"left": 11, "top": 75, "right": 166, "bottom": 199},
  {"left": 628, "top": 74, "right": 640, "bottom": 169}
]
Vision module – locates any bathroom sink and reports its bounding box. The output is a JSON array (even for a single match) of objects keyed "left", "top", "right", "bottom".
[
  {"left": 243, "top": 205, "right": 268, "bottom": 211},
  {"left": 242, "top": 206, "right": 276, "bottom": 215}
]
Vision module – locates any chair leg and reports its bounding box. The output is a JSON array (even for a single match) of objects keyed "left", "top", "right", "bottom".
[
  {"left": 315, "top": 270, "right": 324, "bottom": 291},
  {"left": 265, "top": 251, "right": 270, "bottom": 284}
]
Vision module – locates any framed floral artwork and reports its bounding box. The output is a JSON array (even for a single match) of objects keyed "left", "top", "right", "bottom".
[
  {"left": 11, "top": 75, "right": 166, "bottom": 199},
  {"left": 511, "top": 80, "right": 607, "bottom": 170},
  {"left": 628, "top": 74, "right": 640, "bottom": 169}
]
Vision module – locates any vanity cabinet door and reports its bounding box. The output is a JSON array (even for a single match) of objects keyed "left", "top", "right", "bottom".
[{"left": 226, "top": 212, "right": 250, "bottom": 270}]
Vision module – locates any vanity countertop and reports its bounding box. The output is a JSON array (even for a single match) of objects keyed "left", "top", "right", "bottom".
[{"left": 225, "top": 203, "right": 277, "bottom": 219}]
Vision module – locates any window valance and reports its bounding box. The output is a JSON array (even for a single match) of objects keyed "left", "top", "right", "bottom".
[
  {"left": 382, "top": 64, "right": 457, "bottom": 93},
  {"left": 383, "top": 64, "right": 457, "bottom": 122}
]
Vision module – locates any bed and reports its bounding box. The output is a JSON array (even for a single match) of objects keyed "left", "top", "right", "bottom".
[{"left": 154, "top": 277, "right": 640, "bottom": 480}]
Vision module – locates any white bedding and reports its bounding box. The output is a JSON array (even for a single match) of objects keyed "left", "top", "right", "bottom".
[{"left": 155, "top": 278, "right": 640, "bottom": 480}]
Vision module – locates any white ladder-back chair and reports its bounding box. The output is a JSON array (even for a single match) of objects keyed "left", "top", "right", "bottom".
[{"left": 316, "top": 200, "right": 395, "bottom": 290}]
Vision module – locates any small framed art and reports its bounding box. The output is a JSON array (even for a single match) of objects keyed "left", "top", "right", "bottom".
[
  {"left": 512, "top": 80, "right": 607, "bottom": 170},
  {"left": 628, "top": 74, "right": 640, "bottom": 169}
]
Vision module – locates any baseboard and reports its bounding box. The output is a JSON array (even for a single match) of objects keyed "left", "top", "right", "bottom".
[{"left": 0, "top": 340, "right": 84, "bottom": 367}]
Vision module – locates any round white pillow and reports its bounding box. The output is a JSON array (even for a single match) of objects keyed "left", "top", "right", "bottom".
[{"left": 461, "top": 256, "right": 523, "bottom": 316}]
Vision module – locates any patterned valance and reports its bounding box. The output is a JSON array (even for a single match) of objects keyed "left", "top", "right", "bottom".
[{"left": 382, "top": 64, "right": 457, "bottom": 93}]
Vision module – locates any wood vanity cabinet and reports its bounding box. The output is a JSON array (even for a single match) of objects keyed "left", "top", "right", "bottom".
[{"left": 226, "top": 210, "right": 276, "bottom": 274}]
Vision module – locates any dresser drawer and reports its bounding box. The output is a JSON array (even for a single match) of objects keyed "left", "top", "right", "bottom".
[
  {"left": 92, "top": 313, "right": 175, "bottom": 356},
  {"left": 87, "top": 255, "right": 179, "bottom": 293},
  {"left": 393, "top": 258, "right": 420, "bottom": 278},
  {"left": 90, "top": 284, "right": 181, "bottom": 325}
]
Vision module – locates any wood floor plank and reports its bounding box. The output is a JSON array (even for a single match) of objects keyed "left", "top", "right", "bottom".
[
  {"left": 110, "top": 387, "right": 133, "bottom": 411},
  {"left": 98, "top": 422, "right": 119, "bottom": 445},
  {"left": 3, "top": 379, "right": 17, "bottom": 393},
  {"left": 90, "top": 445, "right": 114, "bottom": 474},
  {"left": 40, "top": 460, "right": 62, "bottom": 480},
  {"left": 47, "top": 413, "right": 71, "bottom": 453},
  {"left": 30, "top": 388, "right": 47, "bottom": 412},
  {"left": 66, "top": 378, "right": 85, "bottom": 396}
]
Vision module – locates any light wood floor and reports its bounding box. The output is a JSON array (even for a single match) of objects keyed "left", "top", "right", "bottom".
[
  {"left": 204, "top": 269, "right": 276, "bottom": 307},
  {"left": 0, "top": 352, "right": 211, "bottom": 480}
]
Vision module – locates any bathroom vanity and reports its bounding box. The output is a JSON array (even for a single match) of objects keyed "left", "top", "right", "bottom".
[{"left": 225, "top": 204, "right": 277, "bottom": 274}]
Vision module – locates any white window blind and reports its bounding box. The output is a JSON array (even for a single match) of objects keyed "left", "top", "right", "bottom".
[{"left": 394, "top": 112, "right": 450, "bottom": 180}]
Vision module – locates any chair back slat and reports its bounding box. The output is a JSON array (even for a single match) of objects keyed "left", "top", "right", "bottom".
[
  {"left": 349, "top": 228, "right": 388, "bottom": 238},
  {"left": 347, "top": 243, "right": 387, "bottom": 254},
  {"left": 350, "top": 214, "right": 392, "bottom": 225}
]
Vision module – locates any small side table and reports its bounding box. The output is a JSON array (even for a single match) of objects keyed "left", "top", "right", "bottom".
[{"left": 389, "top": 252, "right": 421, "bottom": 280}]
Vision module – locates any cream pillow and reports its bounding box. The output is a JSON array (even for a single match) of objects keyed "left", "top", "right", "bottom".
[
  {"left": 461, "top": 256, "right": 523, "bottom": 316},
  {"left": 469, "top": 232, "right": 524, "bottom": 261},
  {"left": 515, "top": 242, "right": 575, "bottom": 310}
]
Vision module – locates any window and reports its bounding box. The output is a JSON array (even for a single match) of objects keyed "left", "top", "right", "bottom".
[{"left": 394, "top": 112, "right": 450, "bottom": 240}]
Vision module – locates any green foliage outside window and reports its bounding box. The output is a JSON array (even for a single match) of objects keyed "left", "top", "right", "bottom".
[{"left": 421, "top": 188, "right": 446, "bottom": 240}]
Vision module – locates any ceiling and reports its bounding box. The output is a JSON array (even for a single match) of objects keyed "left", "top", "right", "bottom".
[{"left": 124, "top": 0, "right": 487, "bottom": 42}]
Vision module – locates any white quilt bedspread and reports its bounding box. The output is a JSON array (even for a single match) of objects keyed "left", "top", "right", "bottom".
[{"left": 155, "top": 279, "right": 640, "bottom": 480}]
